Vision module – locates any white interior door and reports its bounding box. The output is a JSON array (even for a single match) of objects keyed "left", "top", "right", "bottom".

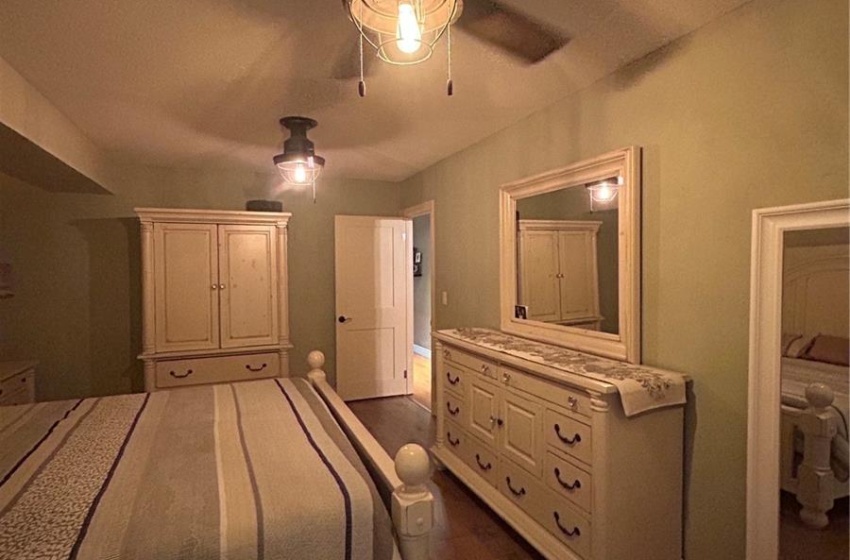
[{"left": 335, "top": 216, "right": 412, "bottom": 401}]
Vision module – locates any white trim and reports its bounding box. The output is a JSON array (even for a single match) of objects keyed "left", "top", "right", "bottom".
[
  {"left": 746, "top": 198, "right": 849, "bottom": 560},
  {"left": 499, "top": 147, "right": 641, "bottom": 363},
  {"left": 413, "top": 344, "right": 432, "bottom": 359}
]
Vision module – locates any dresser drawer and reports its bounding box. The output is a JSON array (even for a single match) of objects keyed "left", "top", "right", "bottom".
[
  {"left": 0, "top": 369, "right": 35, "bottom": 406},
  {"left": 540, "top": 492, "right": 592, "bottom": 559},
  {"left": 442, "top": 347, "right": 498, "bottom": 380},
  {"left": 502, "top": 366, "right": 591, "bottom": 419},
  {"left": 441, "top": 362, "right": 468, "bottom": 396},
  {"left": 498, "top": 458, "right": 548, "bottom": 520},
  {"left": 545, "top": 409, "right": 592, "bottom": 466},
  {"left": 155, "top": 353, "right": 279, "bottom": 389},
  {"left": 443, "top": 391, "right": 467, "bottom": 426},
  {"left": 544, "top": 452, "right": 592, "bottom": 513},
  {"left": 443, "top": 419, "right": 467, "bottom": 458},
  {"left": 462, "top": 432, "right": 499, "bottom": 487}
]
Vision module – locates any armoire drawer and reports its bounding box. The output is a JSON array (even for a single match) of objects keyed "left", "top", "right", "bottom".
[
  {"left": 443, "top": 392, "right": 467, "bottom": 426},
  {"left": 462, "top": 433, "right": 499, "bottom": 487},
  {"left": 0, "top": 370, "right": 35, "bottom": 406},
  {"left": 442, "top": 347, "right": 498, "bottom": 380},
  {"left": 545, "top": 409, "right": 592, "bottom": 466},
  {"left": 544, "top": 452, "right": 592, "bottom": 513},
  {"left": 540, "top": 492, "right": 592, "bottom": 559},
  {"left": 155, "top": 353, "right": 279, "bottom": 389}
]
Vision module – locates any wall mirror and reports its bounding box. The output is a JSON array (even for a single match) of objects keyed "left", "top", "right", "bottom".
[{"left": 499, "top": 146, "right": 641, "bottom": 363}]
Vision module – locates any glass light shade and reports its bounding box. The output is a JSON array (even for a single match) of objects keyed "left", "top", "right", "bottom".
[{"left": 274, "top": 154, "right": 324, "bottom": 185}]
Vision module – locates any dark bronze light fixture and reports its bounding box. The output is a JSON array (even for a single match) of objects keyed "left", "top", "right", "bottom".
[{"left": 273, "top": 116, "right": 325, "bottom": 201}]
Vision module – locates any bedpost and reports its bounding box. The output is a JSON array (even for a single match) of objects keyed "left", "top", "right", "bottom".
[
  {"left": 796, "top": 383, "right": 838, "bottom": 528},
  {"left": 306, "top": 350, "right": 327, "bottom": 384},
  {"left": 392, "top": 444, "right": 433, "bottom": 560}
]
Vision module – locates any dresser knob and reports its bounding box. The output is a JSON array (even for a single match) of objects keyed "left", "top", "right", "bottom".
[
  {"left": 502, "top": 372, "right": 512, "bottom": 384},
  {"left": 567, "top": 396, "right": 578, "bottom": 409}
]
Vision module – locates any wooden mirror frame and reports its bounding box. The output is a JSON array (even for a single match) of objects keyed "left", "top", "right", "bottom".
[{"left": 498, "top": 146, "right": 641, "bottom": 363}]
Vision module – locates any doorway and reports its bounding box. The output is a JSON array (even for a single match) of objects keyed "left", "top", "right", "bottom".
[{"left": 403, "top": 201, "right": 435, "bottom": 411}]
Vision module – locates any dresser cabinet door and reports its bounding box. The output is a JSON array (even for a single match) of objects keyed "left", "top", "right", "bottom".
[
  {"left": 500, "top": 390, "right": 544, "bottom": 476},
  {"left": 468, "top": 376, "right": 500, "bottom": 447},
  {"left": 218, "top": 225, "right": 279, "bottom": 348},
  {"left": 154, "top": 223, "right": 220, "bottom": 352}
]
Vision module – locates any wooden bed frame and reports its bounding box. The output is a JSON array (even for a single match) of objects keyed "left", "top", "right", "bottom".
[
  {"left": 305, "top": 350, "right": 434, "bottom": 560},
  {"left": 779, "top": 242, "right": 849, "bottom": 528}
]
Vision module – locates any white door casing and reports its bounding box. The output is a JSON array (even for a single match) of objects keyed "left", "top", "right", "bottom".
[{"left": 335, "top": 216, "right": 412, "bottom": 401}]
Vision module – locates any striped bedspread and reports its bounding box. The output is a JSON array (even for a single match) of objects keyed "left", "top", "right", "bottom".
[{"left": 0, "top": 378, "right": 396, "bottom": 560}]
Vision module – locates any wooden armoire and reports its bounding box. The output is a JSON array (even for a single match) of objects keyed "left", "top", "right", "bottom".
[{"left": 136, "top": 208, "right": 292, "bottom": 392}]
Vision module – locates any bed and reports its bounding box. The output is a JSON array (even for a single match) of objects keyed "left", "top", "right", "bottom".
[
  {"left": 0, "top": 351, "right": 434, "bottom": 560},
  {"left": 779, "top": 240, "right": 849, "bottom": 528}
]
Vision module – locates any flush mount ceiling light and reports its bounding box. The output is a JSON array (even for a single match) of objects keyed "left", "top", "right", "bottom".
[
  {"left": 343, "top": 0, "right": 462, "bottom": 96},
  {"left": 273, "top": 116, "right": 325, "bottom": 202},
  {"left": 586, "top": 177, "right": 622, "bottom": 211}
]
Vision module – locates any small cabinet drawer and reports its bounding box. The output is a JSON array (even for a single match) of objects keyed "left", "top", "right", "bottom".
[
  {"left": 155, "top": 353, "right": 279, "bottom": 388},
  {"left": 541, "top": 493, "right": 592, "bottom": 559},
  {"left": 462, "top": 433, "right": 499, "bottom": 488},
  {"left": 545, "top": 409, "right": 592, "bottom": 466},
  {"left": 441, "top": 363, "right": 467, "bottom": 396},
  {"left": 442, "top": 347, "right": 497, "bottom": 380},
  {"left": 544, "top": 452, "right": 592, "bottom": 513},
  {"left": 0, "top": 370, "right": 35, "bottom": 406},
  {"left": 443, "top": 392, "right": 467, "bottom": 426},
  {"left": 443, "top": 419, "right": 466, "bottom": 457},
  {"left": 498, "top": 459, "right": 547, "bottom": 520}
]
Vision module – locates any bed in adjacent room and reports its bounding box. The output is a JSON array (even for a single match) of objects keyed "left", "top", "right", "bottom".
[
  {"left": 779, "top": 241, "right": 849, "bottom": 528},
  {"left": 0, "top": 353, "right": 433, "bottom": 560}
]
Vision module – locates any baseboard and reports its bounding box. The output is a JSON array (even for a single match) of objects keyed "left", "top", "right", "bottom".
[{"left": 413, "top": 344, "right": 431, "bottom": 359}]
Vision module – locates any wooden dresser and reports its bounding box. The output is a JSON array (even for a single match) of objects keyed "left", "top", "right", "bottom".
[
  {"left": 0, "top": 361, "right": 37, "bottom": 406},
  {"left": 136, "top": 208, "right": 292, "bottom": 392},
  {"left": 432, "top": 329, "right": 687, "bottom": 560}
]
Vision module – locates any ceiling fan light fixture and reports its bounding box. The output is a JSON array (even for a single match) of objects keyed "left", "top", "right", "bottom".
[{"left": 273, "top": 116, "right": 325, "bottom": 200}]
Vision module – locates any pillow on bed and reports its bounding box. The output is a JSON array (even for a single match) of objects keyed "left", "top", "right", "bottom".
[
  {"left": 803, "top": 334, "right": 850, "bottom": 366},
  {"left": 781, "top": 333, "right": 802, "bottom": 356},
  {"left": 784, "top": 332, "right": 818, "bottom": 358}
]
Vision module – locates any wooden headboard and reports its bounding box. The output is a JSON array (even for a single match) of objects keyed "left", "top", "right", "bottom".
[{"left": 782, "top": 243, "right": 849, "bottom": 337}]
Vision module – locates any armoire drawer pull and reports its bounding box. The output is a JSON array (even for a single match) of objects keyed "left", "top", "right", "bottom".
[
  {"left": 553, "top": 512, "right": 580, "bottom": 537},
  {"left": 475, "top": 454, "right": 492, "bottom": 471},
  {"left": 447, "top": 433, "right": 460, "bottom": 447},
  {"left": 554, "top": 467, "right": 582, "bottom": 491},
  {"left": 446, "top": 402, "right": 460, "bottom": 416},
  {"left": 446, "top": 372, "right": 460, "bottom": 385},
  {"left": 505, "top": 477, "right": 526, "bottom": 497},
  {"left": 169, "top": 369, "right": 193, "bottom": 379},
  {"left": 554, "top": 424, "right": 581, "bottom": 445},
  {"left": 245, "top": 363, "right": 268, "bottom": 372}
]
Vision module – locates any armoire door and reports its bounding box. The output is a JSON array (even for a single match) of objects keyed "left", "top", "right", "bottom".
[
  {"left": 557, "top": 230, "right": 598, "bottom": 322},
  {"left": 153, "top": 223, "right": 220, "bottom": 352},
  {"left": 520, "top": 230, "right": 561, "bottom": 322},
  {"left": 218, "top": 224, "right": 279, "bottom": 348}
]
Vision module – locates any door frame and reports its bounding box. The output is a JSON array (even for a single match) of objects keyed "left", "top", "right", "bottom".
[
  {"left": 403, "top": 201, "right": 436, "bottom": 410},
  {"left": 746, "top": 198, "right": 849, "bottom": 560}
]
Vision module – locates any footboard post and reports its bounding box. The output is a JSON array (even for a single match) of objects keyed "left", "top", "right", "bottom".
[
  {"left": 796, "top": 383, "right": 838, "bottom": 528},
  {"left": 392, "top": 444, "right": 434, "bottom": 560}
]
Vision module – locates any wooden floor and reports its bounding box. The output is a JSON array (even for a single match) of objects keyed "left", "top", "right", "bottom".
[
  {"left": 349, "top": 396, "right": 545, "bottom": 560},
  {"left": 410, "top": 354, "right": 432, "bottom": 410},
  {"left": 779, "top": 491, "right": 849, "bottom": 560}
]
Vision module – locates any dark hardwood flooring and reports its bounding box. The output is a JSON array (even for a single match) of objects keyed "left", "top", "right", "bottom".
[
  {"left": 779, "top": 491, "right": 849, "bottom": 560},
  {"left": 349, "top": 396, "right": 544, "bottom": 560}
]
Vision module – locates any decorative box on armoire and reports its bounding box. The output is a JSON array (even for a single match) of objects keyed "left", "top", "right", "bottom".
[{"left": 135, "top": 208, "right": 292, "bottom": 392}]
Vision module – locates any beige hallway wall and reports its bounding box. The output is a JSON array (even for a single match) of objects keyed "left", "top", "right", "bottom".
[{"left": 398, "top": 0, "right": 849, "bottom": 558}]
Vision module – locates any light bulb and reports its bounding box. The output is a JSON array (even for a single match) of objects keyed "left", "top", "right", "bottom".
[
  {"left": 294, "top": 163, "right": 307, "bottom": 183},
  {"left": 594, "top": 183, "right": 614, "bottom": 202},
  {"left": 396, "top": 2, "right": 421, "bottom": 54}
]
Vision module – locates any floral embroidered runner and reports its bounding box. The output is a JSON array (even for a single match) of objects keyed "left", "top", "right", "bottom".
[{"left": 443, "top": 328, "right": 687, "bottom": 417}]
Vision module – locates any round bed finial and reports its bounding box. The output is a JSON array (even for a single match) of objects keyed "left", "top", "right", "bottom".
[
  {"left": 805, "top": 383, "right": 834, "bottom": 410},
  {"left": 307, "top": 350, "right": 325, "bottom": 370},
  {"left": 395, "top": 444, "right": 430, "bottom": 495}
]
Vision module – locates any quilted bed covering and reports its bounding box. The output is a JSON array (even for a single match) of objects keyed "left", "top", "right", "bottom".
[{"left": 0, "top": 378, "right": 395, "bottom": 560}]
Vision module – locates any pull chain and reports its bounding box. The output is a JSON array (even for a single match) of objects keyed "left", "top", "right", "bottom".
[
  {"left": 446, "top": 21, "right": 453, "bottom": 96},
  {"left": 358, "top": 0, "right": 366, "bottom": 97}
]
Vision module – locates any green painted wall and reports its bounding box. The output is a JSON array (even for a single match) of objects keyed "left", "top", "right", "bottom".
[
  {"left": 399, "top": 0, "right": 848, "bottom": 557},
  {"left": 0, "top": 166, "right": 399, "bottom": 399}
]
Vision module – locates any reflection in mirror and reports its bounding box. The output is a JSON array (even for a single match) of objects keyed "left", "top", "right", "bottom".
[{"left": 515, "top": 183, "right": 619, "bottom": 334}]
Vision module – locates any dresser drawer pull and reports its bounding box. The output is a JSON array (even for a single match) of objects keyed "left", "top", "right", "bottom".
[
  {"left": 554, "top": 467, "right": 582, "bottom": 491},
  {"left": 245, "top": 363, "right": 268, "bottom": 372},
  {"left": 553, "top": 512, "right": 581, "bottom": 537},
  {"left": 443, "top": 348, "right": 452, "bottom": 360},
  {"left": 567, "top": 396, "right": 578, "bottom": 409},
  {"left": 475, "top": 454, "right": 492, "bottom": 471},
  {"left": 554, "top": 424, "right": 581, "bottom": 445},
  {"left": 505, "top": 477, "right": 526, "bottom": 497},
  {"left": 446, "top": 402, "right": 460, "bottom": 416},
  {"left": 447, "top": 433, "right": 461, "bottom": 447},
  {"left": 480, "top": 364, "right": 491, "bottom": 376},
  {"left": 446, "top": 372, "right": 460, "bottom": 385},
  {"left": 169, "top": 369, "right": 194, "bottom": 379}
]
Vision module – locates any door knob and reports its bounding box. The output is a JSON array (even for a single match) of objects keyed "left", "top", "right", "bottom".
[{"left": 338, "top": 315, "right": 351, "bottom": 323}]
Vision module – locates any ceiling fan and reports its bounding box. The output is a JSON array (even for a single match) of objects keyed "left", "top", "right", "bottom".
[{"left": 336, "top": 0, "right": 569, "bottom": 83}]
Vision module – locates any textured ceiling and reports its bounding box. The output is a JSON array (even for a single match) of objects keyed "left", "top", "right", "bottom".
[{"left": 0, "top": 0, "right": 750, "bottom": 182}]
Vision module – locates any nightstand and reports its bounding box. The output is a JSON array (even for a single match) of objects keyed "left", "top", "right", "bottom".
[{"left": 0, "top": 361, "right": 37, "bottom": 405}]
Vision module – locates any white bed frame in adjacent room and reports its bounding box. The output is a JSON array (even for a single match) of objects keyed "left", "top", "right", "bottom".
[
  {"left": 305, "top": 351, "right": 434, "bottom": 560},
  {"left": 778, "top": 242, "right": 849, "bottom": 528}
]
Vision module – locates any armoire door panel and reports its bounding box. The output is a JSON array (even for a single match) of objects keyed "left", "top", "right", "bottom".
[
  {"left": 153, "top": 223, "right": 219, "bottom": 352},
  {"left": 218, "top": 225, "right": 279, "bottom": 348},
  {"left": 520, "top": 230, "right": 561, "bottom": 322},
  {"left": 558, "top": 231, "right": 596, "bottom": 320}
]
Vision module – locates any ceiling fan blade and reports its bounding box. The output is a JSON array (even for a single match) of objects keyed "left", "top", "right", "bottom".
[{"left": 457, "top": 0, "right": 569, "bottom": 63}]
